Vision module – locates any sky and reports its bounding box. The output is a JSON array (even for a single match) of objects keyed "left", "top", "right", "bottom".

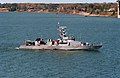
[{"left": 0, "top": 0, "right": 115, "bottom": 3}]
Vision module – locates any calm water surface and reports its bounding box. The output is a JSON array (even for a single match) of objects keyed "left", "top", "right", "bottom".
[{"left": 0, "top": 12, "right": 120, "bottom": 78}]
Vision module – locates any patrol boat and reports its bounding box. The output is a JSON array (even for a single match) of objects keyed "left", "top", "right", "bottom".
[{"left": 17, "top": 23, "right": 102, "bottom": 51}]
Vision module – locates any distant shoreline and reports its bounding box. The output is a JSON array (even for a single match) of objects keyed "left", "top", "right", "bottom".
[
  {"left": 0, "top": 3, "right": 117, "bottom": 17},
  {"left": 0, "top": 11, "right": 114, "bottom": 18}
]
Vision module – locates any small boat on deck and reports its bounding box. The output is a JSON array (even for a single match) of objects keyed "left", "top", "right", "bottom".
[{"left": 17, "top": 23, "right": 102, "bottom": 51}]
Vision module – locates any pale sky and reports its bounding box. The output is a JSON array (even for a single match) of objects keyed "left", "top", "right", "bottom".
[{"left": 0, "top": 0, "right": 115, "bottom": 3}]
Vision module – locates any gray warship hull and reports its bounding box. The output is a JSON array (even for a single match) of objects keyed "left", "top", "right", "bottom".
[
  {"left": 18, "top": 44, "right": 102, "bottom": 51},
  {"left": 18, "top": 23, "right": 102, "bottom": 51}
]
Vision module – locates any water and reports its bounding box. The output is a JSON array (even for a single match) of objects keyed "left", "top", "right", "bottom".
[{"left": 0, "top": 12, "right": 120, "bottom": 78}]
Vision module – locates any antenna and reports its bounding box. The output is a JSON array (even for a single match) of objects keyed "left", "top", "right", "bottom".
[
  {"left": 58, "top": 22, "right": 59, "bottom": 25},
  {"left": 57, "top": 22, "right": 60, "bottom": 28}
]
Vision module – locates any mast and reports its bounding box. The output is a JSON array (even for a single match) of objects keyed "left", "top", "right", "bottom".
[{"left": 57, "top": 22, "right": 67, "bottom": 39}]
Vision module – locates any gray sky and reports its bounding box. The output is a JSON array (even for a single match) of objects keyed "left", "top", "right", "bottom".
[{"left": 0, "top": 0, "right": 115, "bottom": 3}]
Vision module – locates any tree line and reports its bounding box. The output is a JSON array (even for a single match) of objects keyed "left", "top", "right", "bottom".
[{"left": 0, "top": 3, "right": 117, "bottom": 16}]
